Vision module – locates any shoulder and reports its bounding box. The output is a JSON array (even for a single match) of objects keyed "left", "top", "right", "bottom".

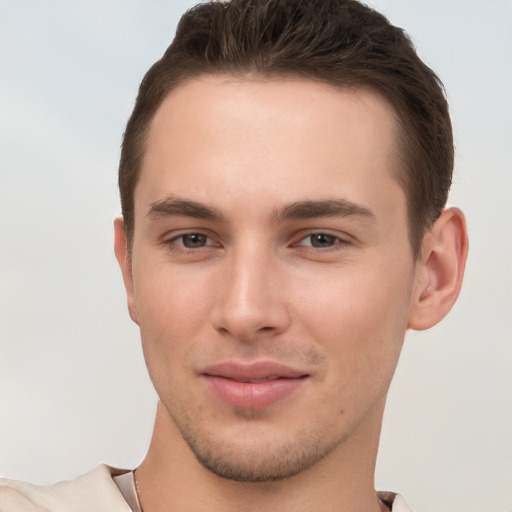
[
  {"left": 378, "top": 491, "right": 416, "bottom": 512},
  {"left": 0, "top": 465, "right": 132, "bottom": 512}
]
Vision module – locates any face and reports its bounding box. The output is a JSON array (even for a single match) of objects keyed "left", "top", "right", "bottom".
[{"left": 120, "top": 76, "right": 421, "bottom": 482}]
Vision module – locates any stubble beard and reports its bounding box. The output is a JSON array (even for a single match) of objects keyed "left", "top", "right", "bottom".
[{"left": 163, "top": 401, "right": 347, "bottom": 483}]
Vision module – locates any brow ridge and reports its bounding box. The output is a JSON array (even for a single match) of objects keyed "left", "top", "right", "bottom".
[
  {"left": 274, "top": 199, "right": 376, "bottom": 222},
  {"left": 147, "top": 195, "right": 375, "bottom": 224},
  {"left": 147, "top": 194, "right": 223, "bottom": 220}
]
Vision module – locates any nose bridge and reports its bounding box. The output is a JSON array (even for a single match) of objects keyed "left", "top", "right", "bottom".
[{"left": 212, "top": 239, "right": 289, "bottom": 340}]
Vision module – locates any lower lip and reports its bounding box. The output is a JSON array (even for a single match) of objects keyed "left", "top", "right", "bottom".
[{"left": 203, "top": 376, "right": 307, "bottom": 410}]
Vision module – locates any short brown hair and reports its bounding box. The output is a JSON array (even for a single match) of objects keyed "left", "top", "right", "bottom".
[{"left": 119, "top": 0, "right": 453, "bottom": 257}]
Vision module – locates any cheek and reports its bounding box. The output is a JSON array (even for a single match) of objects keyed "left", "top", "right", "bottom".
[
  {"left": 132, "top": 264, "right": 216, "bottom": 367},
  {"left": 296, "top": 259, "right": 412, "bottom": 388}
]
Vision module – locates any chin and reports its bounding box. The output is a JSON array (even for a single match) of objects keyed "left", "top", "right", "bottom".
[
  {"left": 176, "top": 416, "right": 346, "bottom": 483},
  {"left": 188, "top": 440, "right": 329, "bottom": 482}
]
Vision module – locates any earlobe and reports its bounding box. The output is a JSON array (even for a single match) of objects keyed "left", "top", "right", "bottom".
[
  {"left": 408, "top": 207, "right": 469, "bottom": 331},
  {"left": 113, "top": 216, "right": 140, "bottom": 325}
]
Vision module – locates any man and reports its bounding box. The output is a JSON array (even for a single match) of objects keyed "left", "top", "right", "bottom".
[{"left": 0, "top": 0, "right": 468, "bottom": 510}]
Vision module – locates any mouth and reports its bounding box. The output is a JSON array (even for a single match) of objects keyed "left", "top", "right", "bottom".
[
  {"left": 200, "top": 361, "right": 309, "bottom": 410},
  {"left": 229, "top": 376, "right": 287, "bottom": 383}
]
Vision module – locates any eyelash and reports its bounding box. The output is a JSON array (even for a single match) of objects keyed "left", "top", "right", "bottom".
[
  {"left": 163, "top": 230, "right": 352, "bottom": 254},
  {"left": 164, "top": 232, "right": 219, "bottom": 253},
  {"left": 293, "top": 232, "right": 352, "bottom": 250}
]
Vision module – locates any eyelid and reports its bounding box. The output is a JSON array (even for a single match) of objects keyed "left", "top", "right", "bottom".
[
  {"left": 160, "top": 228, "right": 354, "bottom": 253},
  {"left": 291, "top": 229, "right": 354, "bottom": 249},
  {"left": 171, "top": 233, "right": 216, "bottom": 246},
  {"left": 162, "top": 229, "right": 223, "bottom": 252}
]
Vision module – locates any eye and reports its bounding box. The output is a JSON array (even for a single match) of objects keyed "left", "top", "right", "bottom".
[
  {"left": 176, "top": 233, "right": 210, "bottom": 248},
  {"left": 163, "top": 232, "right": 221, "bottom": 254},
  {"left": 298, "top": 233, "right": 346, "bottom": 249}
]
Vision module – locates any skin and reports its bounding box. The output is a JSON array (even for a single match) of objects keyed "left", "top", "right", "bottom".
[{"left": 115, "top": 76, "right": 468, "bottom": 512}]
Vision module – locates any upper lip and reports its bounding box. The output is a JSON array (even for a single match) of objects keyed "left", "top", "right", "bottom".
[{"left": 200, "top": 361, "right": 309, "bottom": 381}]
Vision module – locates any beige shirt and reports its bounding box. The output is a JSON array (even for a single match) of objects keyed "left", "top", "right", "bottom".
[{"left": 0, "top": 465, "right": 414, "bottom": 511}]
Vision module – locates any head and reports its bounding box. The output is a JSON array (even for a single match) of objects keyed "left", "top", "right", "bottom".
[
  {"left": 119, "top": 0, "right": 453, "bottom": 259},
  {"left": 114, "top": 0, "right": 467, "bottom": 487}
]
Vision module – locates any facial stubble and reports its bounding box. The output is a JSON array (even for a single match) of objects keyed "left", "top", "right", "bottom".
[{"left": 163, "top": 399, "right": 349, "bottom": 483}]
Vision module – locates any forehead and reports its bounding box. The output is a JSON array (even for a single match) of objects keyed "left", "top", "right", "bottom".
[{"left": 137, "top": 75, "right": 404, "bottom": 223}]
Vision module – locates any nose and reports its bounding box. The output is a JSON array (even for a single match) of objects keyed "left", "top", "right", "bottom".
[{"left": 211, "top": 246, "right": 291, "bottom": 342}]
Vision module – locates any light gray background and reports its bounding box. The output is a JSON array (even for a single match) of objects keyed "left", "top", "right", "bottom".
[{"left": 1, "top": 1, "right": 511, "bottom": 511}]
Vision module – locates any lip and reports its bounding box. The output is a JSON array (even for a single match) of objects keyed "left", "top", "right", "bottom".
[{"left": 200, "top": 361, "right": 309, "bottom": 410}]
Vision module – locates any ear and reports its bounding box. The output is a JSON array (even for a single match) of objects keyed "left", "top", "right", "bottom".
[
  {"left": 408, "top": 207, "right": 469, "bottom": 331},
  {"left": 114, "top": 216, "right": 140, "bottom": 325}
]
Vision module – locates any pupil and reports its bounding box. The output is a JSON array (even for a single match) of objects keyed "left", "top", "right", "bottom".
[
  {"left": 184, "top": 234, "right": 206, "bottom": 248},
  {"left": 312, "top": 234, "right": 334, "bottom": 247}
]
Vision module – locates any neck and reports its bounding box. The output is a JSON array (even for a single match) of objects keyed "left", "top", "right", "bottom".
[{"left": 135, "top": 400, "right": 388, "bottom": 512}]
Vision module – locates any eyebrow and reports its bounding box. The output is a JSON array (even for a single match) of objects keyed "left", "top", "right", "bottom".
[
  {"left": 274, "top": 199, "right": 376, "bottom": 223},
  {"left": 147, "top": 195, "right": 224, "bottom": 220},
  {"left": 147, "top": 195, "right": 376, "bottom": 223}
]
